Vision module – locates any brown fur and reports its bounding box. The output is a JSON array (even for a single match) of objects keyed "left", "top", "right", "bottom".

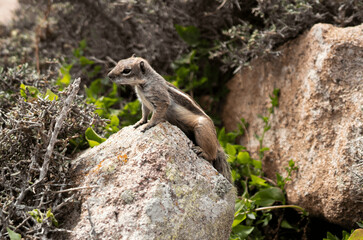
[{"left": 108, "top": 56, "right": 232, "bottom": 182}]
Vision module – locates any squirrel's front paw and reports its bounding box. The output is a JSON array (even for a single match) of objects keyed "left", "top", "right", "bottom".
[
  {"left": 140, "top": 123, "right": 154, "bottom": 132},
  {"left": 140, "top": 119, "right": 166, "bottom": 132},
  {"left": 133, "top": 120, "right": 147, "bottom": 129},
  {"left": 192, "top": 145, "right": 203, "bottom": 156},
  {"left": 192, "top": 145, "right": 210, "bottom": 162}
]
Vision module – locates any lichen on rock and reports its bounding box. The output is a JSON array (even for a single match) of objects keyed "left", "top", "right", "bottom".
[{"left": 68, "top": 122, "right": 235, "bottom": 240}]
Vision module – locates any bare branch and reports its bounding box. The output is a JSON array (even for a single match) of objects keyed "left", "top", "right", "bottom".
[
  {"left": 15, "top": 78, "right": 81, "bottom": 207},
  {"left": 39, "top": 78, "right": 81, "bottom": 181},
  {"left": 52, "top": 185, "right": 99, "bottom": 194}
]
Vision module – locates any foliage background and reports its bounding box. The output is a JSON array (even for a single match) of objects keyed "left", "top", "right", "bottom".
[{"left": 0, "top": 0, "right": 362, "bottom": 239}]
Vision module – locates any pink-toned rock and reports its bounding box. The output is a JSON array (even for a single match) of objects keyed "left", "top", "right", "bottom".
[
  {"left": 0, "top": 0, "right": 19, "bottom": 25},
  {"left": 223, "top": 23, "right": 363, "bottom": 227},
  {"left": 68, "top": 122, "right": 235, "bottom": 239}
]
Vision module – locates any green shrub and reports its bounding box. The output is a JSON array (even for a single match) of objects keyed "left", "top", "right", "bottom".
[
  {"left": 217, "top": 88, "right": 306, "bottom": 239},
  {"left": 212, "top": 0, "right": 363, "bottom": 69}
]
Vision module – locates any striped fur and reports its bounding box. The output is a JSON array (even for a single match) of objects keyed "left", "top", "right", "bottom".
[{"left": 108, "top": 57, "right": 232, "bottom": 183}]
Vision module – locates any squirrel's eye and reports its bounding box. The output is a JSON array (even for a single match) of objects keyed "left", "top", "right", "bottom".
[{"left": 122, "top": 68, "right": 131, "bottom": 74}]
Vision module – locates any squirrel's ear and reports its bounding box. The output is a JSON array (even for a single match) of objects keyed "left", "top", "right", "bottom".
[
  {"left": 140, "top": 61, "right": 145, "bottom": 74},
  {"left": 131, "top": 54, "right": 136, "bottom": 58}
]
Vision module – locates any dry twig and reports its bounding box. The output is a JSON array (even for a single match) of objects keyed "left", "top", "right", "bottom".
[{"left": 39, "top": 77, "right": 81, "bottom": 181}]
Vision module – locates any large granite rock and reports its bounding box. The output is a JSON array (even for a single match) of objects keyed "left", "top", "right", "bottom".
[
  {"left": 68, "top": 122, "right": 235, "bottom": 239},
  {"left": 223, "top": 23, "right": 363, "bottom": 227}
]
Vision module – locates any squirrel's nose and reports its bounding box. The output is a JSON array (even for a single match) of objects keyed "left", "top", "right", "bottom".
[{"left": 107, "top": 71, "right": 115, "bottom": 79}]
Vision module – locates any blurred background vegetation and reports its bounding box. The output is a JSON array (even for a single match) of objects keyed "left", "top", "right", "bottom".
[{"left": 0, "top": 0, "right": 362, "bottom": 239}]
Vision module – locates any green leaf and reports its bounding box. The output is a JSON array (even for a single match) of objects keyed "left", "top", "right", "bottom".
[
  {"left": 175, "top": 66, "right": 191, "bottom": 80},
  {"left": 74, "top": 39, "right": 87, "bottom": 57},
  {"left": 118, "top": 99, "right": 142, "bottom": 127},
  {"left": 28, "top": 209, "right": 43, "bottom": 223},
  {"left": 108, "top": 82, "right": 118, "bottom": 98},
  {"left": 85, "top": 128, "right": 106, "bottom": 147},
  {"left": 226, "top": 132, "right": 238, "bottom": 142},
  {"left": 252, "top": 159, "right": 262, "bottom": 169},
  {"left": 87, "top": 139, "right": 101, "bottom": 147},
  {"left": 251, "top": 187, "right": 285, "bottom": 207},
  {"left": 193, "top": 76, "right": 208, "bottom": 88},
  {"left": 236, "top": 151, "right": 251, "bottom": 164},
  {"left": 19, "top": 83, "right": 27, "bottom": 99},
  {"left": 46, "top": 209, "right": 52, "bottom": 217},
  {"left": 269, "top": 88, "right": 280, "bottom": 109},
  {"left": 98, "top": 96, "right": 119, "bottom": 109},
  {"left": 270, "top": 97, "right": 279, "bottom": 108},
  {"left": 79, "top": 56, "right": 95, "bottom": 66},
  {"left": 356, "top": 221, "right": 363, "bottom": 228},
  {"left": 259, "top": 147, "right": 270, "bottom": 153},
  {"left": 120, "top": 100, "right": 141, "bottom": 116},
  {"left": 175, "top": 25, "right": 201, "bottom": 47},
  {"left": 258, "top": 115, "right": 269, "bottom": 124},
  {"left": 79, "top": 39, "right": 87, "bottom": 50},
  {"left": 247, "top": 213, "right": 256, "bottom": 220},
  {"left": 19, "top": 84, "right": 40, "bottom": 100},
  {"left": 6, "top": 228, "right": 21, "bottom": 240},
  {"left": 250, "top": 174, "right": 269, "bottom": 187},
  {"left": 232, "top": 213, "right": 246, "bottom": 227},
  {"left": 86, "top": 78, "right": 103, "bottom": 99},
  {"left": 288, "top": 159, "right": 296, "bottom": 168},
  {"left": 174, "top": 50, "right": 196, "bottom": 65},
  {"left": 28, "top": 86, "right": 40, "bottom": 97},
  {"left": 110, "top": 115, "right": 119, "bottom": 127},
  {"left": 342, "top": 230, "right": 350, "bottom": 240},
  {"left": 88, "top": 65, "right": 102, "bottom": 78},
  {"left": 231, "top": 169, "right": 240, "bottom": 182},
  {"left": 281, "top": 220, "right": 296, "bottom": 230},
  {"left": 57, "top": 64, "right": 73, "bottom": 89},
  {"left": 227, "top": 155, "right": 236, "bottom": 164},
  {"left": 237, "top": 123, "right": 246, "bottom": 136},
  {"left": 273, "top": 88, "right": 280, "bottom": 97},
  {"left": 43, "top": 89, "right": 58, "bottom": 101},
  {"left": 256, "top": 212, "right": 272, "bottom": 227},
  {"left": 226, "top": 143, "right": 237, "bottom": 156},
  {"left": 263, "top": 125, "right": 271, "bottom": 132},
  {"left": 218, "top": 127, "right": 226, "bottom": 141},
  {"left": 276, "top": 173, "right": 285, "bottom": 188},
  {"left": 324, "top": 232, "right": 340, "bottom": 240},
  {"left": 73, "top": 48, "right": 81, "bottom": 58},
  {"left": 105, "top": 115, "right": 120, "bottom": 134},
  {"left": 46, "top": 209, "right": 59, "bottom": 227},
  {"left": 234, "top": 199, "right": 245, "bottom": 213},
  {"left": 232, "top": 225, "right": 254, "bottom": 239}
]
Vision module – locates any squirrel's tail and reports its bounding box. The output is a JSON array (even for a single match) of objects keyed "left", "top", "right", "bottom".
[{"left": 214, "top": 147, "right": 232, "bottom": 183}]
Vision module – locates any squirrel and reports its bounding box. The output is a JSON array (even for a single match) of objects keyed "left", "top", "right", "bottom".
[{"left": 107, "top": 56, "right": 231, "bottom": 183}]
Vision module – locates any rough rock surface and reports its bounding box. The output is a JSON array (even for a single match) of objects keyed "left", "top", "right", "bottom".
[
  {"left": 223, "top": 23, "right": 363, "bottom": 227},
  {"left": 68, "top": 122, "right": 235, "bottom": 239}
]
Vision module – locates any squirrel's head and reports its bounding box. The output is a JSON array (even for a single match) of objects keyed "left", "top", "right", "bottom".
[{"left": 107, "top": 56, "right": 149, "bottom": 85}]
